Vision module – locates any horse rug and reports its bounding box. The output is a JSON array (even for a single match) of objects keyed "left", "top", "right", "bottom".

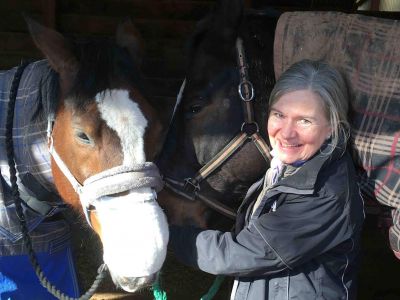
[{"left": 0, "top": 61, "right": 79, "bottom": 298}]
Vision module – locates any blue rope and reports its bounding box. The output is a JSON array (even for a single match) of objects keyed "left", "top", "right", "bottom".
[
  {"left": 200, "top": 275, "right": 225, "bottom": 300},
  {"left": 152, "top": 273, "right": 167, "bottom": 300}
]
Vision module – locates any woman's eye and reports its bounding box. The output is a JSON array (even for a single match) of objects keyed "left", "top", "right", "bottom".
[
  {"left": 271, "top": 112, "right": 283, "bottom": 119},
  {"left": 298, "top": 119, "right": 312, "bottom": 126}
]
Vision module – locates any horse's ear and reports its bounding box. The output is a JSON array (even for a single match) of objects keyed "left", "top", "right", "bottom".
[
  {"left": 116, "top": 19, "right": 144, "bottom": 67},
  {"left": 208, "top": 0, "right": 244, "bottom": 42},
  {"left": 25, "top": 16, "right": 79, "bottom": 77}
]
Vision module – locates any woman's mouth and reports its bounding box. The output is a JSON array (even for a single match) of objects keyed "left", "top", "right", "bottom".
[{"left": 279, "top": 141, "right": 302, "bottom": 148}]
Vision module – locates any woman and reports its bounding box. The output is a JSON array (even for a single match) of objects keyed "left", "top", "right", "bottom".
[{"left": 169, "top": 59, "right": 364, "bottom": 299}]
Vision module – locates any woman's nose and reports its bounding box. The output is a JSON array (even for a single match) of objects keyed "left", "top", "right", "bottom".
[{"left": 280, "top": 121, "right": 297, "bottom": 139}]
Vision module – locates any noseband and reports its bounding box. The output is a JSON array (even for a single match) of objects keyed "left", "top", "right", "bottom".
[
  {"left": 47, "top": 116, "right": 164, "bottom": 227},
  {"left": 164, "top": 38, "right": 272, "bottom": 219}
]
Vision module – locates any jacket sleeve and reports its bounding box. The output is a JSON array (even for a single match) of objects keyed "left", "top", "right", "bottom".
[
  {"left": 169, "top": 224, "right": 288, "bottom": 276},
  {"left": 169, "top": 186, "right": 358, "bottom": 277}
]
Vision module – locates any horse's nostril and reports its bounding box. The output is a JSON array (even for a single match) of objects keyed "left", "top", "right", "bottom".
[
  {"left": 113, "top": 273, "right": 157, "bottom": 293},
  {"left": 106, "top": 190, "right": 130, "bottom": 198}
]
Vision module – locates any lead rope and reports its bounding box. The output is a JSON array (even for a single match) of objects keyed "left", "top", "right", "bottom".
[
  {"left": 152, "top": 273, "right": 167, "bottom": 300},
  {"left": 151, "top": 273, "right": 224, "bottom": 300},
  {"left": 200, "top": 275, "right": 226, "bottom": 300},
  {"left": 6, "top": 61, "right": 107, "bottom": 300}
]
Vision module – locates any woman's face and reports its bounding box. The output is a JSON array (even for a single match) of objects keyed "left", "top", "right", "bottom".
[{"left": 267, "top": 89, "right": 332, "bottom": 164}]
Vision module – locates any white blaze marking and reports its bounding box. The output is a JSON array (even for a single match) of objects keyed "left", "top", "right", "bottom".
[
  {"left": 93, "top": 89, "right": 169, "bottom": 282},
  {"left": 96, "top": 89, "right": 147, "bottom": 165}
]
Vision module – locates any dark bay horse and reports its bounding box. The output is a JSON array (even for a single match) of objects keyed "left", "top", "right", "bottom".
[
  {"left": 158, "top": 0, "right": 400, "bottom": 238},
  {"left": 158, "top": 0, "right": 276, "bottom": 230},
  {"left": 0, "top": 18, "right": 170, "bottom": 294},
  {"left": 155, "top": 1, "right": 400, "bottom": 298}
]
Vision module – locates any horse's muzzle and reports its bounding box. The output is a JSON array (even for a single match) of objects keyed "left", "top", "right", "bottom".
[{"left": 112, "top": 272, "right": 158, "bottom": 293}]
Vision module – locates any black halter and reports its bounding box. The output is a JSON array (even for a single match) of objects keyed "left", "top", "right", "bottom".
[
  {"left": 164, "top": 38, "right": 271, "bottom": 219},
  {"left": 5, "top": 61, "right": 107, "bottom": 300}
]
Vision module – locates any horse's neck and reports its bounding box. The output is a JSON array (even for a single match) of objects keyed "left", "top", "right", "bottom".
[{"left": 0, "top": 61, "right": 56, "bottom": 194}]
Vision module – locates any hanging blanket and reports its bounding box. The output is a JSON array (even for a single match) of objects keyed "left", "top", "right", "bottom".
[
  {"left": 0, "top": 61, "right": 79, "bottom": 298},
  {"left": 274, "top": 11, "right": 400, "bottom": 258}
]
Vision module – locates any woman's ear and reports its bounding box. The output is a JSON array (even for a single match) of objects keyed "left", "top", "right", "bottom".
[{"left": 326, "top": 127, "right": 333, "bottom": 140}]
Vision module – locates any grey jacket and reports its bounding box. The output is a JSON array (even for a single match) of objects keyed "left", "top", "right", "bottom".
[{"left": 170, "top": 145, "right": 364, "bottom": 300}]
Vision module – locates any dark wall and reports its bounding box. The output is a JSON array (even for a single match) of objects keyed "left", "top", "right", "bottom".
[
  {"left": 0, "top": 0, "right": 360, "bottom": 101},
  {"left": 0, "top": 0, "right": 217, "bottom": 102}
]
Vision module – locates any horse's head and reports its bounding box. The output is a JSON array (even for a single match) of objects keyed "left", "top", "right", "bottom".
[
  {"left": 158, "top": 0, "right": 276, "bottom": 229},
  {"left": 27, "top": 18, "right": 169, "bottom": 292}
]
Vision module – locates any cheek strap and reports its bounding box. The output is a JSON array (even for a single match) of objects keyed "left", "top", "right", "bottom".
[{"left": 48, "top": 135, "right": 164, "bottom": 226}]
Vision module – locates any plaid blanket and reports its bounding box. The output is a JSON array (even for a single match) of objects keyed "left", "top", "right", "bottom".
[
  {"left": 0, "top": 60, "right": 67, "bottom": 254},
  {"left": 0, "top": 60, "right": 80, "bottom": 298},
  {"left": 274, "top": 11, "right": 400, "bottom": 258}
]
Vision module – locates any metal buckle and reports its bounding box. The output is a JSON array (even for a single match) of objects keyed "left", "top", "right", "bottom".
[
  {"left": 238, "top": 80, "right": 254, "bottom": 101},
  {"left": 241, "top": 122, "right": 259, "bottom": 136},
  {"left": 184, "top": 178, "right": 200, "bottom": 193}
]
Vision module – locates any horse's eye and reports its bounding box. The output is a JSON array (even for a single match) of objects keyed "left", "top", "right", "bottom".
[
  {"left": 184, "top": 104, "right": 203, "bottom": 119},
  {"left": 75, "top": 130, "right": 93, "bottom": 145},
  {"left": 189, "top": 104, "right": 203, "bottom": 114}
]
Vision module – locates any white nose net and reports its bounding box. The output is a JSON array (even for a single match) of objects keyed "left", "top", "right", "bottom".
[{"left": 96, "top": 190, "right": 169, "bottom": 277}]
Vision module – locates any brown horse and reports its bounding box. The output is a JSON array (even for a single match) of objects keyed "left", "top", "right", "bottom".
[{"left": 1, "top": 18, "right": 170, "bottom": 294}]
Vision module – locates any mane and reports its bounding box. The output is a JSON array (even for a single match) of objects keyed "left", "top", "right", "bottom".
[{"left": 66, "top": 37, "right": 144, "bottom": 109}]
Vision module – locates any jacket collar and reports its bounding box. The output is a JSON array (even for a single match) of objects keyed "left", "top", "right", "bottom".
[
  {"left": 237, "top": 140, "right": 346, "bottom": 217},
  {"left": 271, "top": 140, "right": 345, "bottom": 195}
]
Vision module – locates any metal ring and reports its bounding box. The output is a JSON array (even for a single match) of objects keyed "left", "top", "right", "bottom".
[
  {"left": 238, "top": 80, "right": 254, "bottom": 102},
  {"left": 241, "top": 122, "right": 259, "bottom": 135}
]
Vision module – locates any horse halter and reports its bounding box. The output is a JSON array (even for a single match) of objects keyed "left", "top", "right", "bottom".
[
  {"left": 47, "top": 119, "right": 164, "bottom": 227},
  {"left": 164, "top": 38, "right": 272, "bottom": 220}
]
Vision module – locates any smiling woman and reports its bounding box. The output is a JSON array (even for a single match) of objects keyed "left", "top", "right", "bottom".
[
  {"left": 267, "top": 59, "right": 350, "bottom": 165},
  {"left": 268, "top": 59, "right": 350, "bottom": 158},
  {"left": 267, "top": 89, "right": 332, "bottom": 164},
  {"left": 168, "top": 59, "right": 364, "bottom": 300}
]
